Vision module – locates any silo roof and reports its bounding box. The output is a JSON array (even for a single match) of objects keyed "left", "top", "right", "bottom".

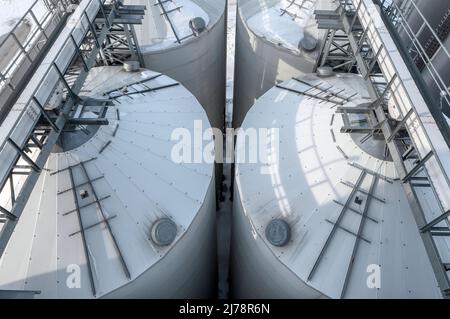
[
  {"left": 0, "top": 66, "right": 214, "bottom": 298},
  {"left": 128, "top": 0, "right": 225, "bottom": 52},
  {"left": 234, "top": 73, "right": 442, "bottom": 298}
]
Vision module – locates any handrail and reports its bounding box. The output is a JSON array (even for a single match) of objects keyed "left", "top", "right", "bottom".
[
  {"left": 0, "top": 0, "right": 51, "bottom": 48},
  {"left": 373, "top": 2, "right": 450, "bottom": 180},
  {"left": 0, "top": 13, "right": 53, "bottom": 75},
  {"left": 379, "top": 0, "right": 450, "bottom": 116},
  {"left": 0, "top": 0, "right": 133, "bottom": 266},
  {"left": 0, "top": 0, "right": 108, "bottom": 192}
]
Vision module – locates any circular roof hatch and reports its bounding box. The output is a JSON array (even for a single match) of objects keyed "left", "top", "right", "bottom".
[
  {"left": 265, "top": 219, "right": 291, "bottom": 247},
  {"left": 150, "top": 218, "right": 178, "bottom": 246}
]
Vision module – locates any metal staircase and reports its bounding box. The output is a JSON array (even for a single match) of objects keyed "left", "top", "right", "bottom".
[
  {"left": 315, "top": 0, "right": 450, "bottom": 298},
  {"left": 0, "top": 0, "right": 145, "bottom": 275},
  {"left": 52, "top": 156, "right": 130, "bottom": 296}
]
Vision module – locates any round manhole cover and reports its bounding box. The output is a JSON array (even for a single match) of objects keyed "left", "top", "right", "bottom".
[
  {"left": 265, "top": 219, "right": 291, "bottom": 247},
  {"left": 150, "top": 218, "right": 177, "bottom": 246}
]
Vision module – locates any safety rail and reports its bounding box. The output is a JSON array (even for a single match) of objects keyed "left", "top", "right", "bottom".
[
  {"left": 0, "top": 0, "right": 116, "bottom": 258},
  {"left": 335, "top": 0, "right": 450, "bottom": 212},
  {"left": 377, "top": 0, "right": 450, "bottom": 129},
  {"left": 0, "top": 0, "right": 102, "bottom": 184},
  {"left": 0, "top": 0, "right": 146, "bottom": 298},
  {"left": 0, "top": 0, "right": 145, "bottom": 265},
  {"left": 0, "top": 0, "right": 73, "bottom": 115}
]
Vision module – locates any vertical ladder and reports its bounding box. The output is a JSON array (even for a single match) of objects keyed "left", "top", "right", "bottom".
[{"left": 53, "top": 157, "right": 131, "bottom": 296}]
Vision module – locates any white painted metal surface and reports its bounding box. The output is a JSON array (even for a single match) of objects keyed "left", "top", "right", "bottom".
[
  {"left": 352, "top": 0, "right": 450, "bottom": 251},
  {"left": 0, "top": 0, "right": 39, "bottom": 37},
  {"left": 389, "top": 0, "right": 450, "bottom": 123},
  {"left": 232, "top": 73, "right": 442, "bottom": 298},
  {"left": 233, "top": 0, "right": 334, "bottom": 127},
  {"left": 0, "top": 66, "right": 216, "bottom": 298},
  {"left": 128, "top": 0, "right": 226, "bottom": 131}
]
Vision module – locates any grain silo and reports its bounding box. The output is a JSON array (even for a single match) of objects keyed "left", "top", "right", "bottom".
[
  {"left": 232, "top": 0, "right": 335, "bottom": 127},
  {"left": 231, "top": 72, "right": 443, "bottom": 298},
  {"left": 0, "top": 65, "right": 216, "bottom": 298},
  {"left": 126, "top": 0, "right": 226, "bottom": 199},
  {"left": 127, "top": 0, "right": 226, "bottom": 131}
]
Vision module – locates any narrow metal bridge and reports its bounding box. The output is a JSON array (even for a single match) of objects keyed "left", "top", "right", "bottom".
[
  {"left": 0, "top": 0, "right": 146, "bottom": 298},
  {"left": 315, "top": 0, "right": 450, "bottom": 298}
]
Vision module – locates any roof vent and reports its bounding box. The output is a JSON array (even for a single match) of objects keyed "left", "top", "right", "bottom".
[
  {"left": 265, "top": 219, "right": 291, "bottom": 247},
  {"left": 317, "top": 66, "right": 334, "bottom": 77},
  {"left": 150, "top": 218, "right": 177, "bottom": 246},
  {"left": 189, "top": 17, "right": 206, "bottom": 35},
  {"left": 79, "top": 189, "right": 89, "bottom": 199},
  {"left": 123, "top": 60, "right": 140, "bottom": 72},
  {"left": 299, "top": 35, "right": 318, "bottom": 52}
]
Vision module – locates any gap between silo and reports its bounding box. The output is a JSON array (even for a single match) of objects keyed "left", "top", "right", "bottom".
[{"left": 216, "top": 0, "right": 236, "bottom": 299}]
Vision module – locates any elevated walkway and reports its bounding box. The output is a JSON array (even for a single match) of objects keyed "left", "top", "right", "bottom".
[
  {"left": 0, "top": 0, "right": 73, "bottom": 123},
  {"left": 315, "top": 0, "right": 450, "bottom": 298},
  {"left": 0, "top": 0, "right": 145, "bottom": 286}
]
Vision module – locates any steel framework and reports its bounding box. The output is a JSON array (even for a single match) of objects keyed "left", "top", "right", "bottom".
[
  {"left": 315, "top": 0, "right": 450, "bottom": 298},
  {"left": 0, "top": 1, "right": 145, "bottom": 297}
]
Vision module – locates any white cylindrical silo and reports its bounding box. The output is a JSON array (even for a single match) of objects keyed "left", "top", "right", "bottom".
[
  {"left": 231, "top": 72, "right": 443, "bottom": 298},
  {"left": 128, "top": 0, "right": 226, "bottom": 132},
  {"left": 232, "top": 0, "right": 333, "bottom": 127},
  {"left": 0, "top": 66, "right": 216, "bottom": 298},
  {"left": 422, "top": 34, "right": 450, "bottom": 117}
]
